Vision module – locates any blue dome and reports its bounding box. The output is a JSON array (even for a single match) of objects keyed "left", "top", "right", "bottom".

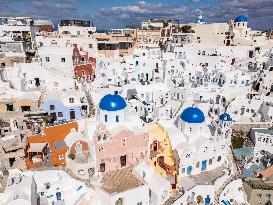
[
  {"left": 99, "top": 93, "right": 127, "bottom": 111},
  {"left": 196, "top": 15, "right": 206, "bottom": 23},
  {"left": 219, "top": 113, "right": 232, "bottom": 121},
  {"left": 180, "top": 107, "right": 205, "bottom": 123},
  {"left": 196, "top": 18, "right": 205, "bottom": 23},
  {"left": 234, "top": 15, "right": 248, "bottom": 23}
]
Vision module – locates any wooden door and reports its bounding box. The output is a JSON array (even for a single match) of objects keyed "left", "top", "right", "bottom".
[
  {"left": 70, "top": 110, "right": 75, "bottom": 120},
  {"left": 120, "top": 155, "right": 127, "bottom": 167}
]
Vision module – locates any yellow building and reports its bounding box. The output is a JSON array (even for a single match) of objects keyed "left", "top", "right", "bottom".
[{"left": 145, "top": 123, "right": 177, "bottom": 189}]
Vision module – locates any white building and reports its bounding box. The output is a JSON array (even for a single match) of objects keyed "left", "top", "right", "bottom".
[
  {"left": 250, "top": 128, "right": 273, "bottom": 155},
  {"left": 162, "top": 106, "right": 232, "bottom": 182},
  {"left": 37, "top": 46, "right": 74, "bottom": 72}
]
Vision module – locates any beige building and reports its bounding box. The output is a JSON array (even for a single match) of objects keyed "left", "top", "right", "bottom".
[
  {"left": 137, "top": 29, "right": 161, "bottom": 48},
  {"left": 191, "top": 23, "right": 230, "bottom": 45},
  {"left": 94, "top": 29, "right": 137, "bottom": 58}
]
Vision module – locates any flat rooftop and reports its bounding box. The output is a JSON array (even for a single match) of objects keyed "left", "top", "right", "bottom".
[
  {"left": 252, "top": 128, "right": 273, "bottom": 135},
  {"left": 181, "top": 166, "right": 225, "bottom": 191}
]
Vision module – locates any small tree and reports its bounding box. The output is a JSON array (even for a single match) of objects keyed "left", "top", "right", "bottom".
[
  {"left": 68, "top": 153, "right": 75, "bottom": 160},
  {"left": 41, "top": 115, "right": 52, "bottom": 125},
  {"left": 180, "top": 25, "right": 195, "bottom": 33},
  {"left": 232, "top": 137, "right": 244, "bottom": 149}
]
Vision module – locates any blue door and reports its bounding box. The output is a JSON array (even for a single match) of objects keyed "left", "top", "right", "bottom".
[
  {"left": 205, "top": 195, "right": 211, "bottom": 205},
  {"left": 187, "top": 166, "right": 192, "bottom": 175},
  {"left": 201, "top": 160, "right": 207, "bottom": 171}
]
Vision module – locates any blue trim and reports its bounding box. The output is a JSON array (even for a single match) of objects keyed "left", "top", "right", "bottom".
[
  {"left": 201, "top": 160, "right": 207, "bottom": 171},
  {"left": 187, "top": 166, "right": 193, "bottom": 175}
]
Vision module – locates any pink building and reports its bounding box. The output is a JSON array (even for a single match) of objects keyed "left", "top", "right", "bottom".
[
  {"left": 94, "top": 123, "right": 148, "bottom": 174},
  {"left": 93, "top": 93, "right": 149, "bottom": 174}
]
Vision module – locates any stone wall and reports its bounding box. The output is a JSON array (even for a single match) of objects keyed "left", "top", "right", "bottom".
[{"left": 232, "top": 123, "right": 271, "bottom": 134}]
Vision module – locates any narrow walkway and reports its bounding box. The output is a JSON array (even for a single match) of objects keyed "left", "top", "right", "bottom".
[{"left": 214, "top": 150, "right": 240, "bottom": 205}]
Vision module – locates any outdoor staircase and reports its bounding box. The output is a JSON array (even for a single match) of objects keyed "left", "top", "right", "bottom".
[
  {"left": 85, "top": 91, "right": 95, "bottom": 117},
  {"left": 0, "top": 163, "right": 9, "bottom": 193},
  {"left": 214, "top": 150, "right": 240, "bottom": 205},
  {"left": 173, "top": 102, "right": 184, "bottom": 119},
  {"left": 163, "top": 190, "right": 182, "bottom": 205}
]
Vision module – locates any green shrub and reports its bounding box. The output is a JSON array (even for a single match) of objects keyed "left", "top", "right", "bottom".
[
  {"left": 232, "top": 137, "right": 244, "bottom": 149},
  {"left": 68, "top": 153, "right": 75, "bottom": 160}
]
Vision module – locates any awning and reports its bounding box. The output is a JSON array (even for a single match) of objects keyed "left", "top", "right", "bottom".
[{"left": 28, "top": 143, "right": 47, "bottom": 152}]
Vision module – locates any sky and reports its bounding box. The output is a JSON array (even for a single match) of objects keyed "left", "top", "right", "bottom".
[{"left": 0, "top": 0, "right": 272, "bottom": 31}]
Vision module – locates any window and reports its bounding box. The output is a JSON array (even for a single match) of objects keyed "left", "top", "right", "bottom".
[
  {"left": 104, "top": 115, "right": 108, "bottom": 122},
  {"left": 122, "top": 138, "right": 126, "bottom": 146},
  {"left": 98, "top": 135, "right": 101, "bottom": 141},
  {"left": 100, "top": 163, "right": 105, "bottom": 172},
  {"left": 61, "top": 58, "right": 65, "bottom": 62},
  {"left": 196, "top": 162, "right": 200, "bottom": 168},
  {"left": 59, "top": 154, "right": 64, "bottom": 160},
  {"left": 217, "top": 156, "right": 221, "bottom": 162},
  {"left": 209, "top": 158, "right": 213, "bottom": 164},
  {"left": 182, "top": 168, "right": 185, "bottom": 173},
  {"left": 89, "top": 44, "right": 93, "bottom": 48},
  {"left": 116, "top": 115, "right": 119, "bottom": 122},
  {"left": 58, "top": 112, "right": 63, "bottom": 117},
  {"left": 137, "top": 202, "right": 142, "bottom": 205},
  {"left": 187, "top": 166, "right": 193, "bottom": 175},
  {"left": 50, "top": 105, "right": 55, "bottom": 111},
  {"left": 45, "top": 57, "right": 50, "bottom": 62},
  {"left": 82, "top": 70, "right": 85, "bottom": 76},
  {"left": 69, "top": 98, "right": 74, "bottom": 103},
  {"left": 6, "top": 104, "right": 14, "bottom": 111}
]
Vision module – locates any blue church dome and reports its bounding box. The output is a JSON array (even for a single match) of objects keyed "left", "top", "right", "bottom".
[
  {"left": 219, "top": 113, "right": 232, "bottom": 121},
  {"left": 180, "top": 107, "right": 205, "bottom": 123},
  {"left": 234, "top": 15, "right": 248, "bottom": 23},
  {"left": 99, "top": 93, "right": 127, "bottom": 111},
  {"left": 196, "top": 15, "right": 206, "bottom": 23}
]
